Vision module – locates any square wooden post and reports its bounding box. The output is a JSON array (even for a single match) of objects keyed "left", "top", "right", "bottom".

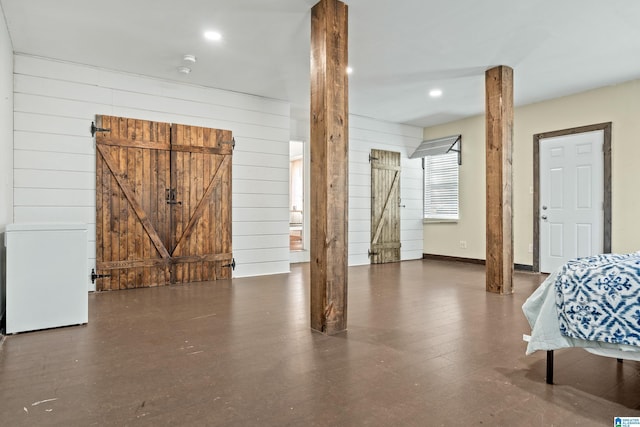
[
  {"left": 485, "top": 65, "right": 514, "bottom": 295},
  {"left": 310, "top": 0, "right": 349, "bottom": 334}
]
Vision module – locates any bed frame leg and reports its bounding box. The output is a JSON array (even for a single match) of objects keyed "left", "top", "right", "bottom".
[{"left": 546, "top": 350, "right": 554, "bottom": 384}]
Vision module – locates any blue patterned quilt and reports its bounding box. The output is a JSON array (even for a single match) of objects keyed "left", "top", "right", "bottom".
[{"left": 555, "top": 252, "right": 640, "bottom": 346}]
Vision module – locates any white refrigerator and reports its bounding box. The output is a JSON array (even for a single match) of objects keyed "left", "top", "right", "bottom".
[{"left": 5, "top": 223, "right": 88, "bottom": 334}]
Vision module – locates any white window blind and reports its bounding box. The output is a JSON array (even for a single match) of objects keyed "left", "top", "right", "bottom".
[{"left": 423, "top": 152, "right": 459, "bottom": 220}]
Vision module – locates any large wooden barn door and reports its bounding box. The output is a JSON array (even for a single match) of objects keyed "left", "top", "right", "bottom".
[
  {"left": 370, "top": 149, "right": 401, "bottom": 264},
  {"left": 95, "top": 115, "right": 233, "bottom": 290}
]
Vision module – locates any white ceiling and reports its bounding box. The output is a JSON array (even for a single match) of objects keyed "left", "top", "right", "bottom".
[{"left": 2, "top": 0, "right": 640, "bottom": 128}]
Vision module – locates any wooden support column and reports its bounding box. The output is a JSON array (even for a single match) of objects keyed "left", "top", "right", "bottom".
[
  {"left": 310, "top": 0, "right": 349, "bottom": 334},
  {"left": 485, "top": 65, "right": 514, "bottom": 295}
]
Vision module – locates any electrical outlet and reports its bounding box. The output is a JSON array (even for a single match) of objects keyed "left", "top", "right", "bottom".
[
  {"left": 459, "top": 240, "right": 467, "bottom": 249},
  {"left": 528, "top": 243, "right": 533, "bottom": 253}
]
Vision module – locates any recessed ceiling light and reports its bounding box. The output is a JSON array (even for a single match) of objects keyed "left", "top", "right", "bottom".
[
  {"left": 346, "top": 66, "right": 353, "bottom": 74},
  {"left": 183, "top": 54, "right": 197, "bottom": 63},
  {"left": 204, "top": 31, "right": 222, "bottom": 41},
  {"left": 177, "top": 66, "right": 192, "bottom": 74},
  {"left": 429, "top": 89, "right": 443, "bottom": 98}
]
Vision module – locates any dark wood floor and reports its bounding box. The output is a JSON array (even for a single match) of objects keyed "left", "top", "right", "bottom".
[{"left": 1, "top": 260, "right": 639, "bottom": 426}]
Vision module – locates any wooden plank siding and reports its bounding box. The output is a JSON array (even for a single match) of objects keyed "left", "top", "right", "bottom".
[
  {"left": 12, "top": 54, "right": 290, "bottom": 290},
  {"left": 11, "top": 54, "right": 423, "bottom": 291}
]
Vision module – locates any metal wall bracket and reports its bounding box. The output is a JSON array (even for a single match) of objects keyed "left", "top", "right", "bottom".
[
  {"left": 448, "top": 144, "right": 462, "bottom": 166},
  {"left": 369, "top": 154, "right": 379, "bottom": 163},
  {"left": 367, "top": 249, "right": 378, "bottom": 257},
  {"left": 91, "top": 121, "right": 111, "bottom": 137}
]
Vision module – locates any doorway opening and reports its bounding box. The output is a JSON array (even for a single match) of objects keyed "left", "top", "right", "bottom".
[
  {"left": 290, "top": 141, "right": 304, "bottom": 251},
  {"left": 533, "top": 122, "right": 612, "bottom": 273}
]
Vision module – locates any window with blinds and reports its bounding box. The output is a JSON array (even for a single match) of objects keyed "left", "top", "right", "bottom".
[{"left": 423, "top": 152, "right": 459, "bottom": 220}]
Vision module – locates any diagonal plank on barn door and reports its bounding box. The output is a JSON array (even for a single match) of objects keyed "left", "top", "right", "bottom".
[
  {"left": 97, "top": 145, "right": 171, "bottom": 260},
  {"left": 172, "top": 156, "right": 230, "bottom": 256},
  {"left": 370, "top": 149, "right": 401, "bottom": 264},
  {"left": 95, "top": 115, "right": 172, "bottom": 290},
  {"left": 170, "top": 124, "right": 233, "bottom": 284}
]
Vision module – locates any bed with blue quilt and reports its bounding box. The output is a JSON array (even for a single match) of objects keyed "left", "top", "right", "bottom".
[{"left": 523, "top": 252, "right": 640, "bottom": 383}]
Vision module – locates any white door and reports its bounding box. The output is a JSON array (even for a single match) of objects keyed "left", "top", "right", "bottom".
[{"left": 539, "top": 130, "right": 604, "bottom": 273}]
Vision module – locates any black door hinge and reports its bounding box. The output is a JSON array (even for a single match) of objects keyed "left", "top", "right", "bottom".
[
  {"left": 91, "top": 268, "right": 111, "bottom": 284},
  {"left": 91, "top": 121, "right": 111, "bottom": 137},
  {"left": 223, "top": 258, "right": 236, "bottom": 270}
]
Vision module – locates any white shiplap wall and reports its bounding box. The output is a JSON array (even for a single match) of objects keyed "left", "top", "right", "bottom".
[
  {"left": 348, "top": 115, "right": 423, "bottom": 265},
  {"left": 0, "top": 7, "right": 14, "bottom": 322},
  {"left": 13, "top": 54, "right": 291, "bottom": 290},
  {"left": 288, "top": 116, "right": 423, "bottom": 265}
]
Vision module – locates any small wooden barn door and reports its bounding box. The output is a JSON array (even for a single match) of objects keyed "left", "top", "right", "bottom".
[
  {"left": 370, "top": 149, "right": 401, "bottom": 264},
  {"left": 169, "top": 124, "right": 233, "bottom": 284},
  {"left": 95, "top": 115, "right": 233, "bottom": 290},
  {"left": 96, "top": 116, "right": 172, "bottom": 290}
]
